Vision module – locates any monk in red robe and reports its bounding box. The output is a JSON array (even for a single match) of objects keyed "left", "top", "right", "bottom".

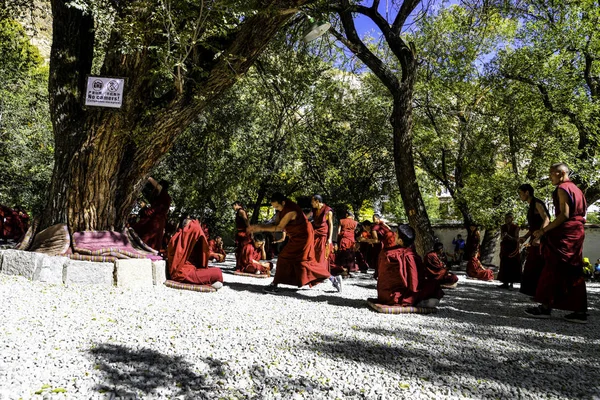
[
  {"left": 336, "top": 210, "right": 358, "bottom": 272},
  {"left": 517, "top": 184, "right": 550, "bottom": 297},
  {"left": 373, "top": 225, "right": 443, "bottom": 307},
  {"left": 424, "top": 243, "right": 459, "bottom": 288},
  {"left": 133, "top": 178, "right": 171, "bottom": 251},
  {"left": 464, "top": 224, "right": 481, "bottom": 260},
  {"left": 248, "top": 193, "right": 341, "bottom": 294},
  {"left": 237, "top": 233, "right": 272, "bottom": 275},
  {"left": 356, "top": 227, "right": 371, "bottom": 273},
  {"left": 466, "top": 251, "right": 494, "bottom": 281},
  {"left": 208, "top": 236, "right": 227, "bottom": 262},
  {"left": 359, "top": 216, "right": 390, "bottom": 278},
  {"left": 311, "top": 195, "right": 334, "bottom": 269},
  {"left": 328, "top": 242, "right": 347, "bottom": 276},
  {"left": 526, "top": 163, "right": 588, "bottom": 323},
  {"left": 232, "top": 201, "right": 251, "bottom": 269},
  {"left": 497, "top": 213, "right": 521, "bottom": 290},
  {"left": 167, "top": 219, "right": 223, "bottom": 287}
]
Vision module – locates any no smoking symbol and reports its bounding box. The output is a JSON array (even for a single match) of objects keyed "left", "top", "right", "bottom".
[{"left": 107, "top": 80, "right": 119, "bottom": 92}]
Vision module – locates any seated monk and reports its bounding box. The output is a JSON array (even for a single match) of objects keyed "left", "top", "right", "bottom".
[
  {"left": 133, "top": 177, "right": 171, "bottom": 251},
  {"left": 372, "top": 225, "right": 443, "bottom": 307},
  {"left": 237, "top": 234, "right": 272, "bottom": 275},
  {"left": 167, "top": 218, "right": 223, "bottom": 288},
  {"left": 208, "top": 236, "right": 227, "bottom": 262},
  {"left": 425, "top": 243, "right": 459, "bottom": 287},
  {"left": 466, "top": 251, "right": 494, "bottom": 281}
]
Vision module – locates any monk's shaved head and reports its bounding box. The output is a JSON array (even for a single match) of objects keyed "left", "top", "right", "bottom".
[{"left": 550, "top": 163, "right": 570, "bottom": 174}]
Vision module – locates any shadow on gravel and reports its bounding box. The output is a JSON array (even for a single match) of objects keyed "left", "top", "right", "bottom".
[
  {"left": 306, "top": 332, "right": 600, "bottom": 399},
  {"left": 89, "top": 343, "right": 332, "bottom": 398},
  {"left": 224, "top": 281, "right": 368, "bottom": 309}
]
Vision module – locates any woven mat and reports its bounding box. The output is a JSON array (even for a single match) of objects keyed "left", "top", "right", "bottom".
[
  {"left": 366, "top": 300, "right": 437, "bottom": 314},
  {"left": 233, "top": 271, "right": 271, "bottom": 279},
  {"left": 164, "top": 280, "right": 218, "bottom": 292}
]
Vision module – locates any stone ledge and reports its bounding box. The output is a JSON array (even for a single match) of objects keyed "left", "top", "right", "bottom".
[
  {"left": 64, "top": 260, "right": 114, "bottom": 285},
  {"left": 152, "top": 260, "right": 167, "bottom": 286},
  {"left": 115, "top": 259, "right": 153, "bottom": 288},
  {"left": 0, "top": 249, "right": 46, "bottom": 280}
]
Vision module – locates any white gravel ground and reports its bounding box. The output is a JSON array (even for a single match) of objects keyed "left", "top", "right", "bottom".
[{"left": 1, "top": 255, "right": 599, "bottom": 400}]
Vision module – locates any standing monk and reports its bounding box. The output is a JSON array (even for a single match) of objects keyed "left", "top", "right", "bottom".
[
  {"left": 133, "top": 178, "right": 171, "bottom": 251},
  {"left": 167, "top": 219, "right": 223, "bottom": 288},
  {"left": 373, "top": 225, "right": 443, "bottom": 307},
  {"left": 424, "top": 243, "right": 459, "bottom": 288},
  {"left": 337, "top": 210, "right": 358, "bottom": 272},
  {"left": 525, "top": 163, "right": 588, "bottom": 323},
  {"left": 311, "top": 195, "right": 334, "bottom": 269},
  {"left": 497, "top": 213, "right": 521, "bottom": 290},
  {"left": 517, "top": 184, "right": 550, "bottom": 296},
  {"left": 359, "top": 217, "right": 390, "bottom": 278},
  {"left": 248, "top": 193, "right": 341, "bottom": 294},
  {"left": 232, "top": 201, "right": 251, "bottom": 269}
]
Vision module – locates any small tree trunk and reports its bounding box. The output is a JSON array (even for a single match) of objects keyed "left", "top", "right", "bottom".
[
  {"left": 480, "top": 227, "right": 500, "bottom": 266},
  {"left": 251, "top": 184, "right": 268, "bottom": 225}
]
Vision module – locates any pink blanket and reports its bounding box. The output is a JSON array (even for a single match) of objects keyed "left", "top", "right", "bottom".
[{"left": 72, "top": 230, "right": 163, "bottom": 261}]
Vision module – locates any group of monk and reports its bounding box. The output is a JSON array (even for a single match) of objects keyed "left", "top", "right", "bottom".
[
  {"left": 0, "top": 205, "right": 29, "bottom": 244},
  {"left": 145, "top": 162, "right": 589, "bottom": 324}
]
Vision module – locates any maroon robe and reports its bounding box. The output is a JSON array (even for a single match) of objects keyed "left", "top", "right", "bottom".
[
  {"left": 497, "top": 223, "right": 521, "bottom": 284},
  {"left": 535, "top": 181, "right": 587, "bottom": 312},
  {"left": 234, "top": 208, "right": 251, "bottom": 269},
  {"left": 356, "top": 231, "right": 371, "bottom": 272},
  {"left": 208, "top": 239, "right": 227, "bottom": 262},
  {"left": 466, "top": 255, "right": 494, "bottom": 281},
  {"left": 424, "top": 251, "right": 459, "bottom": 286},
  {"left": 133, "top": 189, "right": 171, "bottom": 251},
  {"left": 328, "top": 250, "right": 345, "bottom": 276},
  {"left": 273, "top": 200, "right": 331, "bottom": 287},
  {"left": 371, "top": 222, "right": 390, "bottom": 278},
  {"left": 520, "top": 197, "right": 549, "bottom": 296},
  {"left": 465, "top": 229, "right": 481, "bottom": 259},
  {"left": 337, "top": 218, "right": 358, "bottom": 272},
  {"left": 237, "top": 242, "right": 270, "bottom": 274},
  {"left": 167, "top": 220, "right": 223, "bottom": 285},
  {"left": 312, "top": 204, "right": 333, "bottom": 269},
  {"left": 377, "top": 233, "right": 443, "bottom": 306}
]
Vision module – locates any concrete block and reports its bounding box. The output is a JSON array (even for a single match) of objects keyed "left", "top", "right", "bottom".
[
  {"left": 152, "top": 260, "right": 167, "bottom": 285},
  {"left": 64, "top": 260, "right": 114, "bottom": 285},
  {"left": 36, "top": 256, "right": 69, "bottom": 284},
  {"left": 0, "top": 249, "right": 45, "bottom": 279},
  {"left": 114, "top": 258, "right": 153, "bottom": 288}
]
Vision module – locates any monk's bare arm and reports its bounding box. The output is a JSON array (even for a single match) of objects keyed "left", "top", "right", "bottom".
[
  {"left": 337, "top": 224, "right": 342, "bottom": 237},
  {"left": 537, "top": 202, "right": 550, "bottom": 228},
  {"left": 534, "top": 189, "right": 569, "bottom": 238},
  {"left": 326, "top": 211, "right": 334, "bottom": 243},
  {"left": 248, "top": 211, "right": 296, "bottom": 233}
]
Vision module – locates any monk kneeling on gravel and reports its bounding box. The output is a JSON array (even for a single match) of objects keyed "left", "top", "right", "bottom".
[
  {"left": 372, "top": 225, "right": 443, "bottom": 308},
  {"left": 168, "top": 218, "right": 223, "bottom": 289}
]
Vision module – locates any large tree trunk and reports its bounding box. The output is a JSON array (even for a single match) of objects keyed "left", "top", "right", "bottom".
[
  {"left": 43, "top": 0, "right": 307, "bottom": 233},
  {"left": 480, "top": 227, "right": 500, "bottom": 266},
  {"left": 391, "top": 64, "right": 436, "bottom": 256}
]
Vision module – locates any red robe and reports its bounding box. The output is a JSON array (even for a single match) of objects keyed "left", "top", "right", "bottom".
[
  {"left": 424, "top": 251, "right": 459, "bottom": 285},
  {"left": 466, "top": 255, "right": 494, "bottom": 281},
  {"left": 167, "top": 220, "right": 223, "bottom": 285},
  {"left": 336, "top": 218, "right": 358, "bottom": 272},
  {"left": 237, "top": 242, "right": 270, "bottom": 274},
  {"left": 520, "top": 197, "right": 549, "bottom": 296},
  {"left": 273, "top": 200, "right": 331, "bottom": 287},
  {"left": 377, "top": 237, "right": 443, "bottom": 306},
  {"left": 535, "top": 182, "right": 587, "bottom": 312},
  {"left": 133, "top": 189, "right": 171, "bottom": 251},
  {"left": 234, "top": 208, "right": 251, "bottom": 268},
  {"left": 371, "top": 222, "right": 390, "bottom": 278},
  {"left": 465, "top": 229, "right": 481, "bottom": 259},
  {"left": 312, "top": 204, "right": 333, "bottom": 269},
  {"left": 208, "top": 239, "right": 227, "bottom": 261},
  {"left": 497, "top": 223, "right": 521, "bottom": 283}
]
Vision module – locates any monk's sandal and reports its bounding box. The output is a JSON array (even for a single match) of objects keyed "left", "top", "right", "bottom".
[
  {"left": 524, "top": 306, "right": 551, "bottom": 319},
  {"left": 263, "top": 284, "right": 279, "bottom": 294}
]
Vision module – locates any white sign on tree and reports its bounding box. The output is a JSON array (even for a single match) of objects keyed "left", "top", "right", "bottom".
[{"left": 85, "top": 76, "right": 125, "bottom": 108}]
